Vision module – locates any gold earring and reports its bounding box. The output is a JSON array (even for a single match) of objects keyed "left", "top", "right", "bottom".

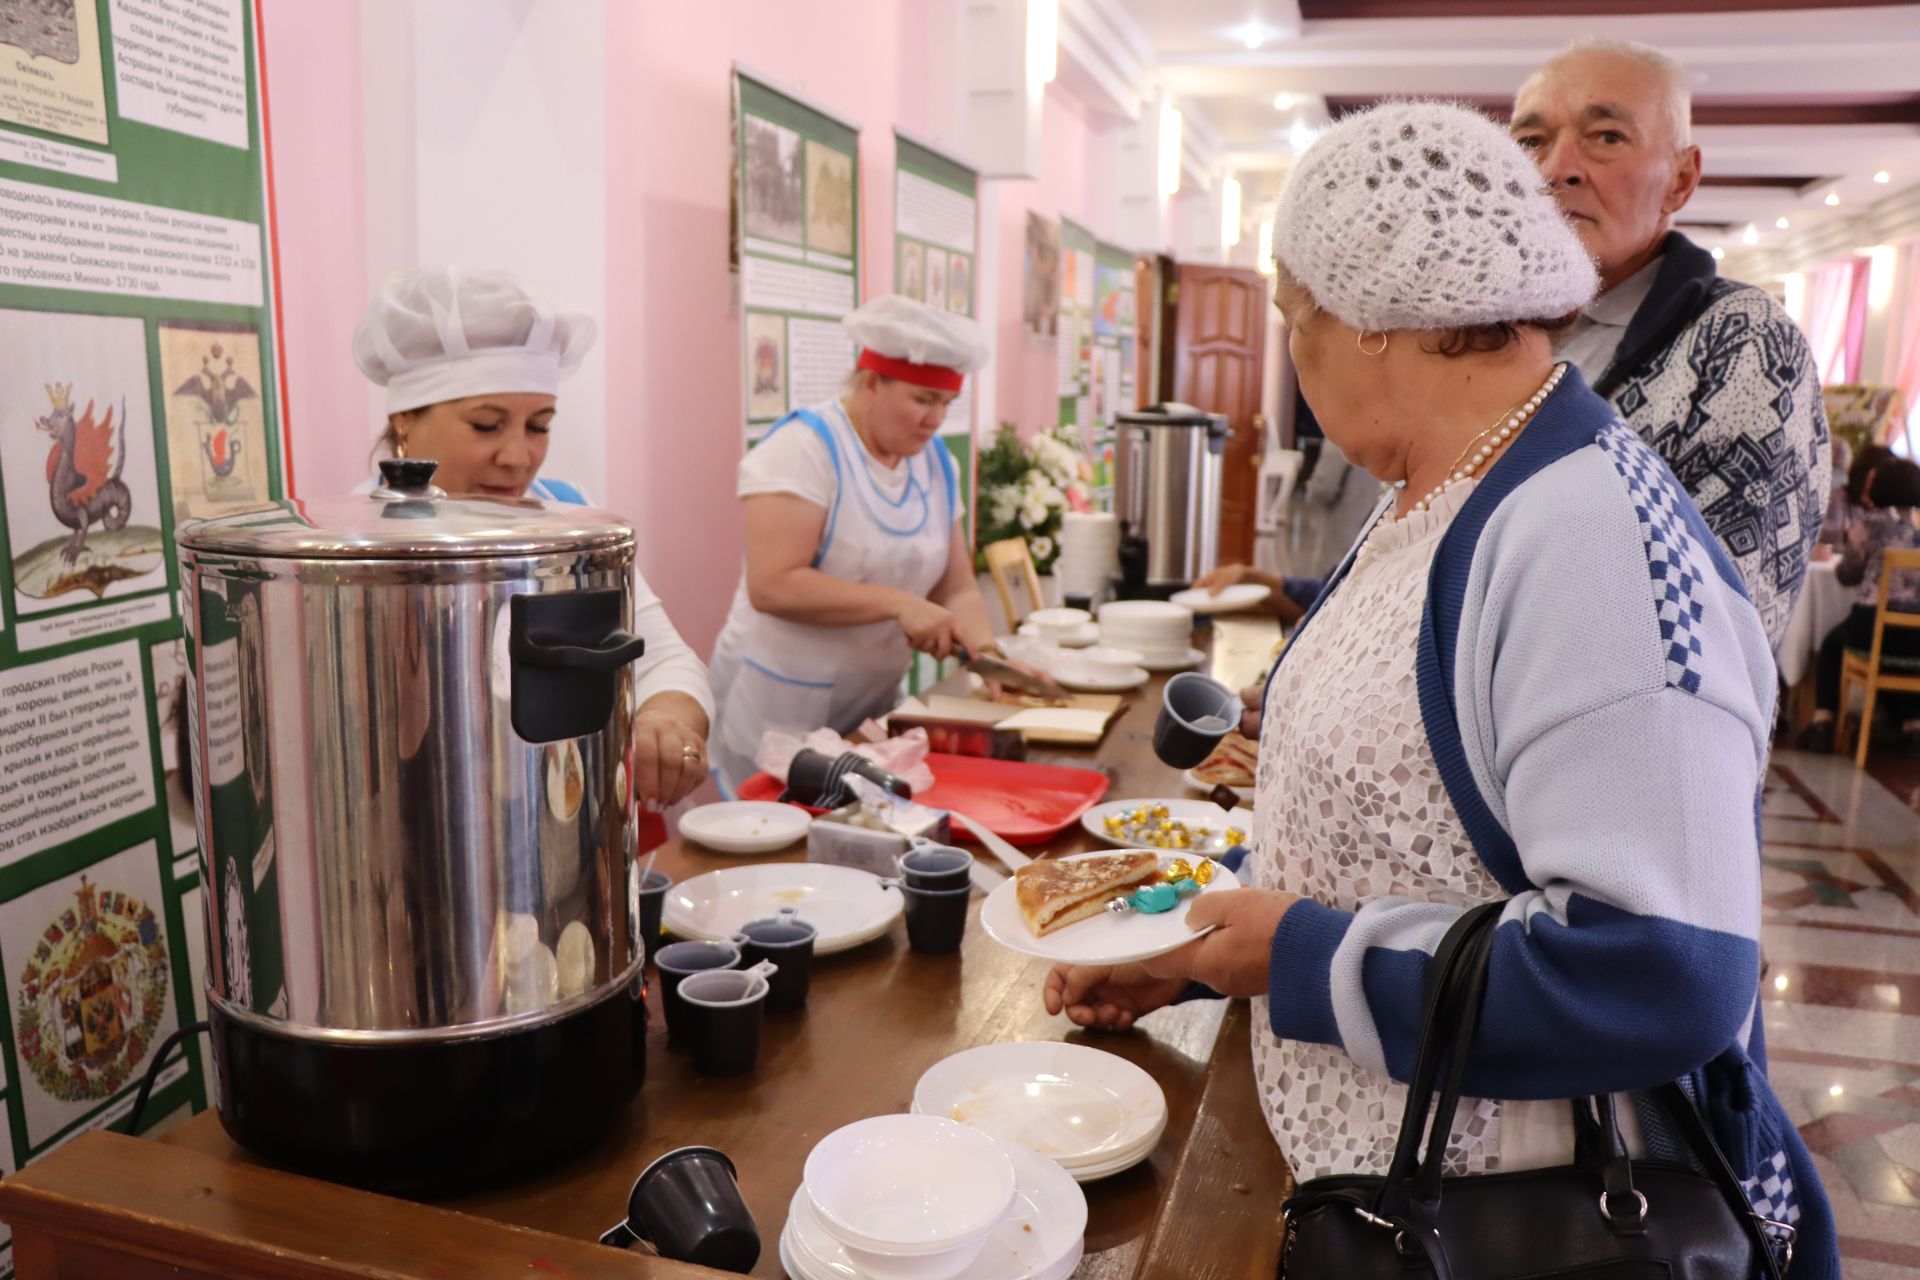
[
  {"left": 394, "top": 435, "right": 407, "bottom": 458},
  {"left": 1357, "top": 331, "right": 1388, "bottom": 356}
]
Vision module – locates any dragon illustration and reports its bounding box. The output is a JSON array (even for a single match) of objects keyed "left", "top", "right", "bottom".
[{"left": 36, "top": 382, "right": 132, "bottom": 566}]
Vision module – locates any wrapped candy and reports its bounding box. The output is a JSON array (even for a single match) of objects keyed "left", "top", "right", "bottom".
[{"left": 1106, "top": 875, "right": 1202, "bottom": 915}]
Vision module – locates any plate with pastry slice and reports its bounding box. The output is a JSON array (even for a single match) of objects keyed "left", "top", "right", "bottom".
[
  {"left": 1182, "top": 731, "right": 1257, "bottom": 801},
  {"left": 979, "top": 850, "right": 1238, "bottom": 965}
]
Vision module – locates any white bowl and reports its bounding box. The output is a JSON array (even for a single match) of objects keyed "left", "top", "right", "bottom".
[
  {"left": 1074, "top": 646, "right": 1143, "bottom": 679},
  {"left": 803, "top": 1114, "right": 1017, "bottom": 1257},
  {"left": 1028, "top": 607, "right": 1091, "bottom": 637},
  {"left": 841, "top": 1232, "right": 992, "bottom": 1280}
]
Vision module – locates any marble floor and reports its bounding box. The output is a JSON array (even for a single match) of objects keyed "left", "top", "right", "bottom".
[{"left": 1761, "top": 749, "right": 1920, "bottom": 1274}]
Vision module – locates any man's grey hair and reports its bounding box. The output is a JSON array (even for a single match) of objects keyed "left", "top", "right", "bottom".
[{"left": 1523, "top": 37, "right": 1694, "bottom": 149}]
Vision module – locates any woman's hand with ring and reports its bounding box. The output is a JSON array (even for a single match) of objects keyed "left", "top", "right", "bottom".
[{"left": 631, "top": 692, "right": 710, "bottom": 809}]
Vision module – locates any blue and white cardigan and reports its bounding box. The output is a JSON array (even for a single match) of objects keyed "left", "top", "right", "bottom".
[{"left": 1259, "top": 368, "right": 1835, "bottom": 1276}]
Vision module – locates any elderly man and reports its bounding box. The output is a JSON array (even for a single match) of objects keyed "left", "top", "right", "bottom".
[{"left": 1513, "top": 38, "right": 1830, "bottom": 649}]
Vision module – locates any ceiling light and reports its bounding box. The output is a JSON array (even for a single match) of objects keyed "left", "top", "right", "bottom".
[
  {"left": 1222, "top": 175, "right": 1244, "bottom": 248},
  {"left": 1776, "top": 216, "right": 1791, "bottom": 230},
  {"left": 1272, "top": 92, "right": 1296, "bottom": 112},
  {"left": 1236, "top": 23, "right": 1267, "bottom": 49},
  {"left": 1829, "top": 1084, "right": 1845, "bottom": 1097},
  {"left": 1742, "top": 224, "right": 1759, "bottom": 245},
  {"left": 1825, "top": 192, "right": 1841, "bottom": 207},
  {"left": 1026, "top": 0, "right": 1058, "bottom": 86},
  {"left": 1159, "top": 102, "right": 1183, "bottom": 198},
  {"left": 1288, "top": 119, "right": 1315, "bottom": 153},
  {"left": 1875, "top": 170, "right": 1892, "bottom": 184},
  {"left": 1711, "top": 247, "right": 1726, "bottom": 261}
]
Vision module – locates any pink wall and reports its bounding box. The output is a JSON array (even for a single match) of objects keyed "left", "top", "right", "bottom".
[
  {"left": 258, "top": 0, "right": 369, "bottom": 498},
  {"left": 602, "top": 1, "right": 932, "bottom": 653},
  {"left": 991, "top": 87, "right": 1105, "bottom": 438}
]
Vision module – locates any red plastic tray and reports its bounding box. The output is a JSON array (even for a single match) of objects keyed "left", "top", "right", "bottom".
[{"left": 737, "top": 752, "right": 1110, "bottom": 847}]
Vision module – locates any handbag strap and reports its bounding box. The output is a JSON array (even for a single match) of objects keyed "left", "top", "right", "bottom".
[
  {"left": 1376, "top": 903, "right": 1504, "bottom": 1212},
  {"left": 1657, "top": 1082, "right": 1790, "bottom": 1280}
]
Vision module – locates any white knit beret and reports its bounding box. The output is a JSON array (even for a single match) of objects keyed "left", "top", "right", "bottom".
[{"left": 1273, "top": 101, "right": 1597, "bottom": 332}]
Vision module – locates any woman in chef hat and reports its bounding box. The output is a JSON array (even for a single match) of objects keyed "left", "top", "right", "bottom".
[
  {"left": 709, "top": 294, "right": 1017, "bottom": 790},
  {"left": 354, "top": 265, "right": 714, "bottom": 808}
]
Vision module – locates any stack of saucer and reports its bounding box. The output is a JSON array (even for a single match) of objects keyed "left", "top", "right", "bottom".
[
  {"left": 911, "top": 1042, "right": 1168, "bottom": 1183},
  {"left": 1097, "top": 600, "right": 1199, "bottom": 671},
  {"left": 785, "top": 1114, "right": 1085, "bottom": 1280},
  {"left": 1055, "top": 513, "right": 1119, "bottom": 599}
]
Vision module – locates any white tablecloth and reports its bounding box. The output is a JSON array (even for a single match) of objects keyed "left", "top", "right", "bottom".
[{"left": 1776, "top": 559, "right": 1851, "bottom": 686}]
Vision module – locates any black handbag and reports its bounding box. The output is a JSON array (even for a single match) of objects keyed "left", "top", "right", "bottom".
[{"left": 1279, "top": 902, "right": 1794, "bottom": 1280}]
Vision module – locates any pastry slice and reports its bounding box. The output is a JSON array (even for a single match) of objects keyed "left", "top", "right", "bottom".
[
  {"left": 1016, "top": 851, "right": 1162, "bottom": 937},
  {"left": 1193, "top": 732, "right": 1257, "bottom": 787}
]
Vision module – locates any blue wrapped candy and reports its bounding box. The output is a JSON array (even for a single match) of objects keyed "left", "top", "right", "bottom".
[{"left": 1106, "top": 878, "right": 1200, "bottom": 916}]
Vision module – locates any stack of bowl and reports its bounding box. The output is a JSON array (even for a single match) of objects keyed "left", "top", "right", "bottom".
[
  {"left": 1055, "top": 512, "right": 1119, "bottom": 599},
  {"left": 785, "top": 1114, "right": 1085, "bottom": 1280}
]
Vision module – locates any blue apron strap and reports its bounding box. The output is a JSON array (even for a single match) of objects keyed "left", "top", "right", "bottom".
[
  {"left": 531, "top": 476, "right": 587, "bottom": 505},
  {"left": 763, "top": 409, "right": 843, "bottom": 569},
  {"left": 932, "top": 436, "right": 959, "bottom": 526}
]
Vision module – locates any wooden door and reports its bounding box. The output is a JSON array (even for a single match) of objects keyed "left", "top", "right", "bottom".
[
  {"left": 1134, "top": 255, "right": 1161, "bottom": 407},
  {"left": 1170, "top": 264, "right": 1268, "bottom": 566}
]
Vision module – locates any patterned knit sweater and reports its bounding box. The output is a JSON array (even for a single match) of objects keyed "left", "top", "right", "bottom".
[
  {"left": 1582, "top": 232, "right": 1831, "bottom": 651},
  {"left": 1261, "top": 367, "right": 1837, "bottom": 1278}
]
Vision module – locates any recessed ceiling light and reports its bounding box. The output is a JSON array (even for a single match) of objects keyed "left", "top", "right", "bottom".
[
  {"left": 1875, "top": 170, "right": 1892, "bottom": 184},
  {"left": 1825, "top": 192, "right": 1841, "bottom": 207},
  {"left": 1776, "top": 216, "right": 1791, "bottom": 230},
  {"left": 1234, "top": 23, "right": 1266, "bottom": 49},
  {"left": 1742, "top": 224, "right": 1759, "bottom": 245},
  {"left": 1272, "top": 92, "right": 1296, "bottom": 111},
  {"left": 1288, "top": 119, "right": 1315, "bottom": 152},
  {"left": 1711, "top": 247, "right": 1726, "bottom": 261}
]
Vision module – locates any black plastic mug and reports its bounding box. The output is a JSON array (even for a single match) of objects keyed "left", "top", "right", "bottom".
[
  {"left": 636, "top": 868, "right": 672, "bottom": 965},
  {"left": 897, "top": 843, "right": 973, "bottom": 891},
  {"left": 654, "top": 937, "right": 745, "bottom": 1039},
  {"left": 739, "top": 907, "right": 817, "bottom": 1013},
  {"left": 676, "top": 962, "right": 778, "bottom": 1076},
  {"left": 617, "top": 1145, "right": 760, "bottom": 1273},
  {"left": 785, "top": 748, "right": 910, "bottom": 807},
  {"left": 891, "top": 881, "right": 971, "bottom": 954},
  {"left": 1154, "top": 672, "right": 1240, "bottom": 768}
]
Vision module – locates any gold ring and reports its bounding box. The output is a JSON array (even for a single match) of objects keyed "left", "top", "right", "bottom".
[{"left": 681, "top": 745, "right": 703, "bottom": 761}]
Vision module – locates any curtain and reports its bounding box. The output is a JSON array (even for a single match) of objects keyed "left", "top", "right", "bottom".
[
  {"left": 1886, "top": 240, "right": 1920, "bottom": 451},
  {"left": 1801, "top": 258, "right": 1862, "bottom": 385},
  {"left": 1841, "top": 255, "right": 1873, "bottom": 384}
]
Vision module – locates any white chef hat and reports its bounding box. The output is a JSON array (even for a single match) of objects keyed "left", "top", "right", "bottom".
[
  {"left": 352, "top": 267, "right": 597, "bottom": 415},
  {"left": 843, "top": 295, "right": 990, "bottom": 392}
]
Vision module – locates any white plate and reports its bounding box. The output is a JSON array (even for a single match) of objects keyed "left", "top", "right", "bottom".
[
  {"left": 785, "top": 1141, "right": 1085, "bottom": 1280},
  {"left": 1168, "top": 583, "right": 1272, "bottom": 613},
  {"left": 1053, "top": 665, "right": 1149, "bottom": 692},
  {"left": 1079, "top": 799, "right": 1254, "bottom": 850},
  {"left": 678, "top": 801, "right": 811, "bottom": 855},
  {"left": 911, "top": 1042, "right": 1167, "bottom": 1168},
  {"left": 663, "top": 863, "right": 902, "bottom": 956},
  {"left": 1182, "top": 768, "right": 1255, "bottom": 803},
  {"left": 1017, "top": 622, "right": 1097, "bottom": 648},
  {"left": 1136, "top": 647, "right": 1206, "bottom": 673},
  {"left": 979, "top": 852, "right": 1239, "bottom": 966}
]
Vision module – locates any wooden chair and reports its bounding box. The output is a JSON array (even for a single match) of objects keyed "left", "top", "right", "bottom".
[
  {"left": 1837, "top": 547, "right": 1920, "bottom": 767},
  {"left": 982, "top": 537, "right": 1047, "bottom": 631}
]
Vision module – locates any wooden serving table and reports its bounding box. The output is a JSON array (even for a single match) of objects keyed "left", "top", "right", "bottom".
[{"left": 0, "top": 625, "right": 1291, "bottom": 1280}]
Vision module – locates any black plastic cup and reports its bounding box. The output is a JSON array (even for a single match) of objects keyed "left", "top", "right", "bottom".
[
  {"left": 654, "top": 937, "right": 744, "bottom": 1039},
  {"left": 784, "top": 748, "right": 910, "bottom": 807},
  {"left": 739, "top": 907, "right": 817, "bottom": 1013},
  {"left": 1154, "top": 672, "right": 1240, "bottom": 768},
  {"left": 897, "top": 843, "right": 973, "bottom": 891},
  {"left": 637, "top": 868, "right": 672, "bottom": 965},
  {"left": 893, "top": 881, "right": 972, "bottom": 954},
  {"left": 624, "top": 1145, "right": 760, "bottom": 1273},
  {"left": 676, "top": 963, "right": 777, "bottom": 1076}
]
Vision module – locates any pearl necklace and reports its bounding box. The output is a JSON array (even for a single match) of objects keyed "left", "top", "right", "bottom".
[{"left": 1403, "top": 362, "right": 1566, "bottom": 515}]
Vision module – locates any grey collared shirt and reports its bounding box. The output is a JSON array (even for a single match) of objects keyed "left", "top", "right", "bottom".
[{"left": 1555, "top": 255, "right": 1663, "bottom": 383}]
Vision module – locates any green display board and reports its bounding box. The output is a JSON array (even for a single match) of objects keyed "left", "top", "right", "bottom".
[
  {"left": 1086, "top": 240, "right": 1138, "bottom": 506},
  {"left": 733, "top": 71, "right": 861, "bottom": 441},
  {"left": 0, "top": 0, "right": 286, "bottom": 1257},
  {"left": 1056, "top": 218, "right": 1096, "bottom": 431}
]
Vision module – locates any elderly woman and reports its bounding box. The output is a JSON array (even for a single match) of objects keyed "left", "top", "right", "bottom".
[
  {"left": 1046, "top": 103, "right": 1832, "bottom": 1275},
  {"left": 354, "top": 266, "right": 714, "bottom": 808}
]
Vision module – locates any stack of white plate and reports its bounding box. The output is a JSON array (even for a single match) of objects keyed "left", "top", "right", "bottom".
[
  {"left": 1055, "top": 513, "right": 1119, "bottom": 599},
  {"left": 785, "top": 1114, "right": 1086, "bottom": 1280},
  {"left": 1097, "top": 600, "right": 1199, "bottom": 671},
  {"left": 911, "top": 1042, "right": 1168, "bottom": 1183}
]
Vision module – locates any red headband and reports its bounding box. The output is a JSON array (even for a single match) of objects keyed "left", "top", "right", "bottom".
[{"left": 856, "top": 348, "right": 965, "bottom": 393}]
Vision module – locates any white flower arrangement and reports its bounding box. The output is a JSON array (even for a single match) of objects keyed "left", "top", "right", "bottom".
[{"left": 976, "top": 423, "right": 1093, "bottom": 575}]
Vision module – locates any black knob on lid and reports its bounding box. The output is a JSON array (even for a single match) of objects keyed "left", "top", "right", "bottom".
[{"left": 377, "top": 458, "right": 440, "bottom": 492}]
